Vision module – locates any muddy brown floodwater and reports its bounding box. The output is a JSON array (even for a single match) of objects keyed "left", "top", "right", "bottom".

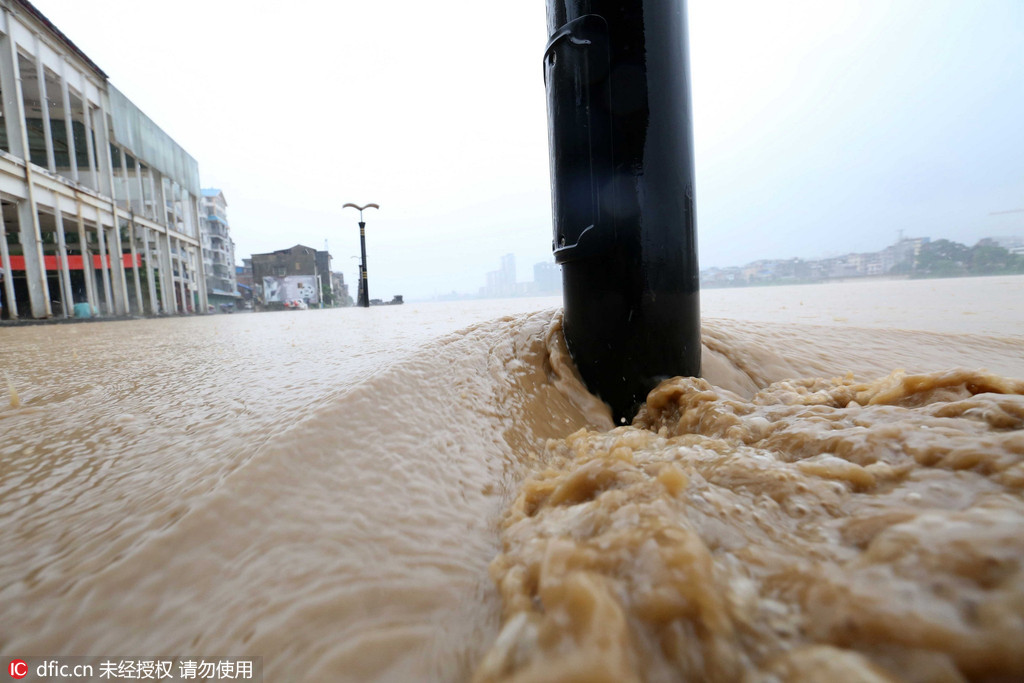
[{"left": 2, "top": 277, "right": 1023, "bottom": 682}]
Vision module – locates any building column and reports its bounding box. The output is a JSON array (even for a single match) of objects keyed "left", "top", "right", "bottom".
[
  {"left": 34, "top": 38, "right": 56, "bottom": 173},
  {"left": 75, "top": 198, "right": 96, "bottom": 314},
  {"left": 122, "top": 157, "right": 146, "bottom": 312},
  {"left": 162, "top": 178, "right": 172, "bottom": 228},
  {"left": 168, "top": 181, "right": 179, "bottom": 232},
  {"left": 59, "top": 61, "right": 79, "bottom": 183},
  {"left": 157, "top": 174, "right": 176, "bottom": 313},
  {"left": 190, "top": 196, "right": 209, "bottom": 312},
  {"left": 108, "top": 222, "right": 129, "bottom": 315},
  {"left": 175, "top": 238, "right": 187, "bottom": 313},
  {"left": 183, "top": 245, "right": 194, "bottom": 312},
  {"left": 95, "top": 98, "right": 130, "bottom": 315},
  {"left": 0, "top": 13, "right": 50, "bottom": 317},
  {"left": 54, "top": 204, "right": 74, "bottom": 316},
  {"left": 95, "top": 99, "right": 114, "bottom": 198},
  {"left": 146, "top": 169, "right": 157, "bottom": 222},
  {"left": 157, "top": 172, "right": 168, "bottom": 228},
  {"left": 127, "top": 215, "right": 143, "bottom": 314},
  {"left": 150, "top": 228, "right": 163, "bottom": 313},
  {"left": 118, "top": 150, "right": 145, "bottom": 311},
  {"left": 163, "top": 230, "right": 177, "bottom": 313},
  {"left": 192, "top": 246, "right": 200, "bottom": 311},
  {"left": 154, "top": 229, "right": 169, "bottom": 314},
  {"left": 134, "top": 161, "right": 145, "bottom": 217},
  {"left": 16, "top": 200, "right": 49, "bottom": 318},
  {"left": 94, "top": 207, "right": 113, "bottom": 314},
  {"left": 0, "top": 198, "right": 18, "bottom": 319},
  {"left": 142, "top": 225, "right": 158, "bottom": 314},
  {"left": 119, "top": 148, "right": 131, "bottom": 209},
  {"left": 179, "top": 189, "right": 192, "bottom": 237},
  {"left": 0, "top": 18, "right": 22, "bottom": 157},
  {"left": 81, "top": 88, "right": 98, "bottom": 192},
  {"left": 192, "top": 244, "right": 206, "bottom": 312}
]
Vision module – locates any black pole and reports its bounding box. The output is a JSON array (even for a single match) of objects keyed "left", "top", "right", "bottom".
[
  {"left": 358, "top": 221, "right": 369, "bottom": 308},
  {"left": 545, "top": 0, "right": 700, "bottom": 424}
]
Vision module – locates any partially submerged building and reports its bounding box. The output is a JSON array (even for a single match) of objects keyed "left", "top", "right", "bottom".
[
  {"left": 330, "top": 270, "right": 351, "bottom": 307},
  {"left": 0, "top": 0, "right": 207, "bottom": 319},
  {"left": 235, "top": 258, "right": 253, "bottom": 307},
  {"left": 251, "top": 244, "right": 322, "bottom": 309},
  {"left": 199, "top": 188, "right": 238, "bottom": 310}
]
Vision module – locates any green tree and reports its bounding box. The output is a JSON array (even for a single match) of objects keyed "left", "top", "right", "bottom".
[
  {"left": 969, "top": 243, "right": 1024, "bottom": 275},
  {"left": 913, "top": 239, "right": 970, "bottom": 277}
]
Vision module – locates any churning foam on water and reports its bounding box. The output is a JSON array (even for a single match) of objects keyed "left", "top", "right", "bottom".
[{"left": 471, "top": 317, "right": 1024, "bottom": 683}]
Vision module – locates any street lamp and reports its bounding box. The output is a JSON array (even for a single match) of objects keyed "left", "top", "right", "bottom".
[{"left": 343, "top": 203, "right": 379, "bottom": 308}]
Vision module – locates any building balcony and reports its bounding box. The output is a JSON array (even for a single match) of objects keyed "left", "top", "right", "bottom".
[{"left": 205, "top": 225, "right": 229, "bottom": 238}]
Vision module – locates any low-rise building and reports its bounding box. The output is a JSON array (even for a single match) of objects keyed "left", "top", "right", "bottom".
[
  {"left": 235, "top": 258, "right": 252, "bottom": 306},
  {"left": 251, "top": 244, "right": 325, "bottom": 309}
]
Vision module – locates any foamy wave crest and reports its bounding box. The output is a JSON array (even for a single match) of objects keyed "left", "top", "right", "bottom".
[{"left": 475, "top": 368, "right": 1024, "bottom": 682}]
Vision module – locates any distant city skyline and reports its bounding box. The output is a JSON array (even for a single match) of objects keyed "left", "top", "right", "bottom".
[
  {"left": 458, "top": 231, "right": 1024, "bottom": 300},
  {"left": 420, "top": 253, "right": 561, "bottom": 302},
  {"left": 707, "top": 231, "right": 1024, "bottom": 270}
]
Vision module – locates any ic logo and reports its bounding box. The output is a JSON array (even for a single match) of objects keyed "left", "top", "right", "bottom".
[{"left": 8, "top": 660, "right": 28, "bottom": 679}]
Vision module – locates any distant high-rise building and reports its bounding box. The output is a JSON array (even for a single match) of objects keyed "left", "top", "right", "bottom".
[
  {"left": 199, "top": 189, "right": 239, "bottom": 309},
  {"left": 533, "top": 261, "right": 561, "bottom": 294},
  {"left": 481, "top": 253, "right": 518, "bottom": 298},
  {"left": 479, "top": 254, "right": 564, "bottom": 299},
  {"left": 500, "top": 253, "right": 516, "bottom": 292}
]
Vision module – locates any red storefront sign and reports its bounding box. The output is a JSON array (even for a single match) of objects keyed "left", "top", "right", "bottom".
[{"left": 2, "top": 254, "right": 141, "bottom": 271}]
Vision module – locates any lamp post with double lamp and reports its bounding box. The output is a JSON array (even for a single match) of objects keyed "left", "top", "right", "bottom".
[{"left": 343, "top": 203, "right": 379, "bottom": 308}]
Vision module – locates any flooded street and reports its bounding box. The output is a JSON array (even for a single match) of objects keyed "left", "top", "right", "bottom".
[{"left": 2, "top": 278, "right": 1023, "bottom": 681}]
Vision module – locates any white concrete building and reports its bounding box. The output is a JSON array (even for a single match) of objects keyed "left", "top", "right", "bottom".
[
  {"left": 0, "top": 0, "right": 207, "bottom": 320},
  {"left": 199, "top": 188, "right": 238, "bottom": 309}
]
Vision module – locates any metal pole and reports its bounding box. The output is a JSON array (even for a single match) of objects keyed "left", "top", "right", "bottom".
[
  {"left": 545, "top": 0, "right": 700, "bottom": 423},
  {"left": 358, "top": 221, "right": 369, "bottom": 307},
  {"left": 343, "top": 203, "right": 379, "bottom": 309}
]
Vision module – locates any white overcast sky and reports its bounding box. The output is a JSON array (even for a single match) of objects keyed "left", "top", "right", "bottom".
[{"left": 28, "top": 0, "right": 1024, "bottom": 299}]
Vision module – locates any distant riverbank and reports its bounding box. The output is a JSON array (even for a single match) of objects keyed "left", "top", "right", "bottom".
[
  {"left": 703, "top": 274, "right": 909, "bottom": 289},
  {"left": 701, "top": 273, "right": 1024, "bottom": 337},
  {"left": 704, "top": 271, "right": 1024, "bottom": 289}
]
